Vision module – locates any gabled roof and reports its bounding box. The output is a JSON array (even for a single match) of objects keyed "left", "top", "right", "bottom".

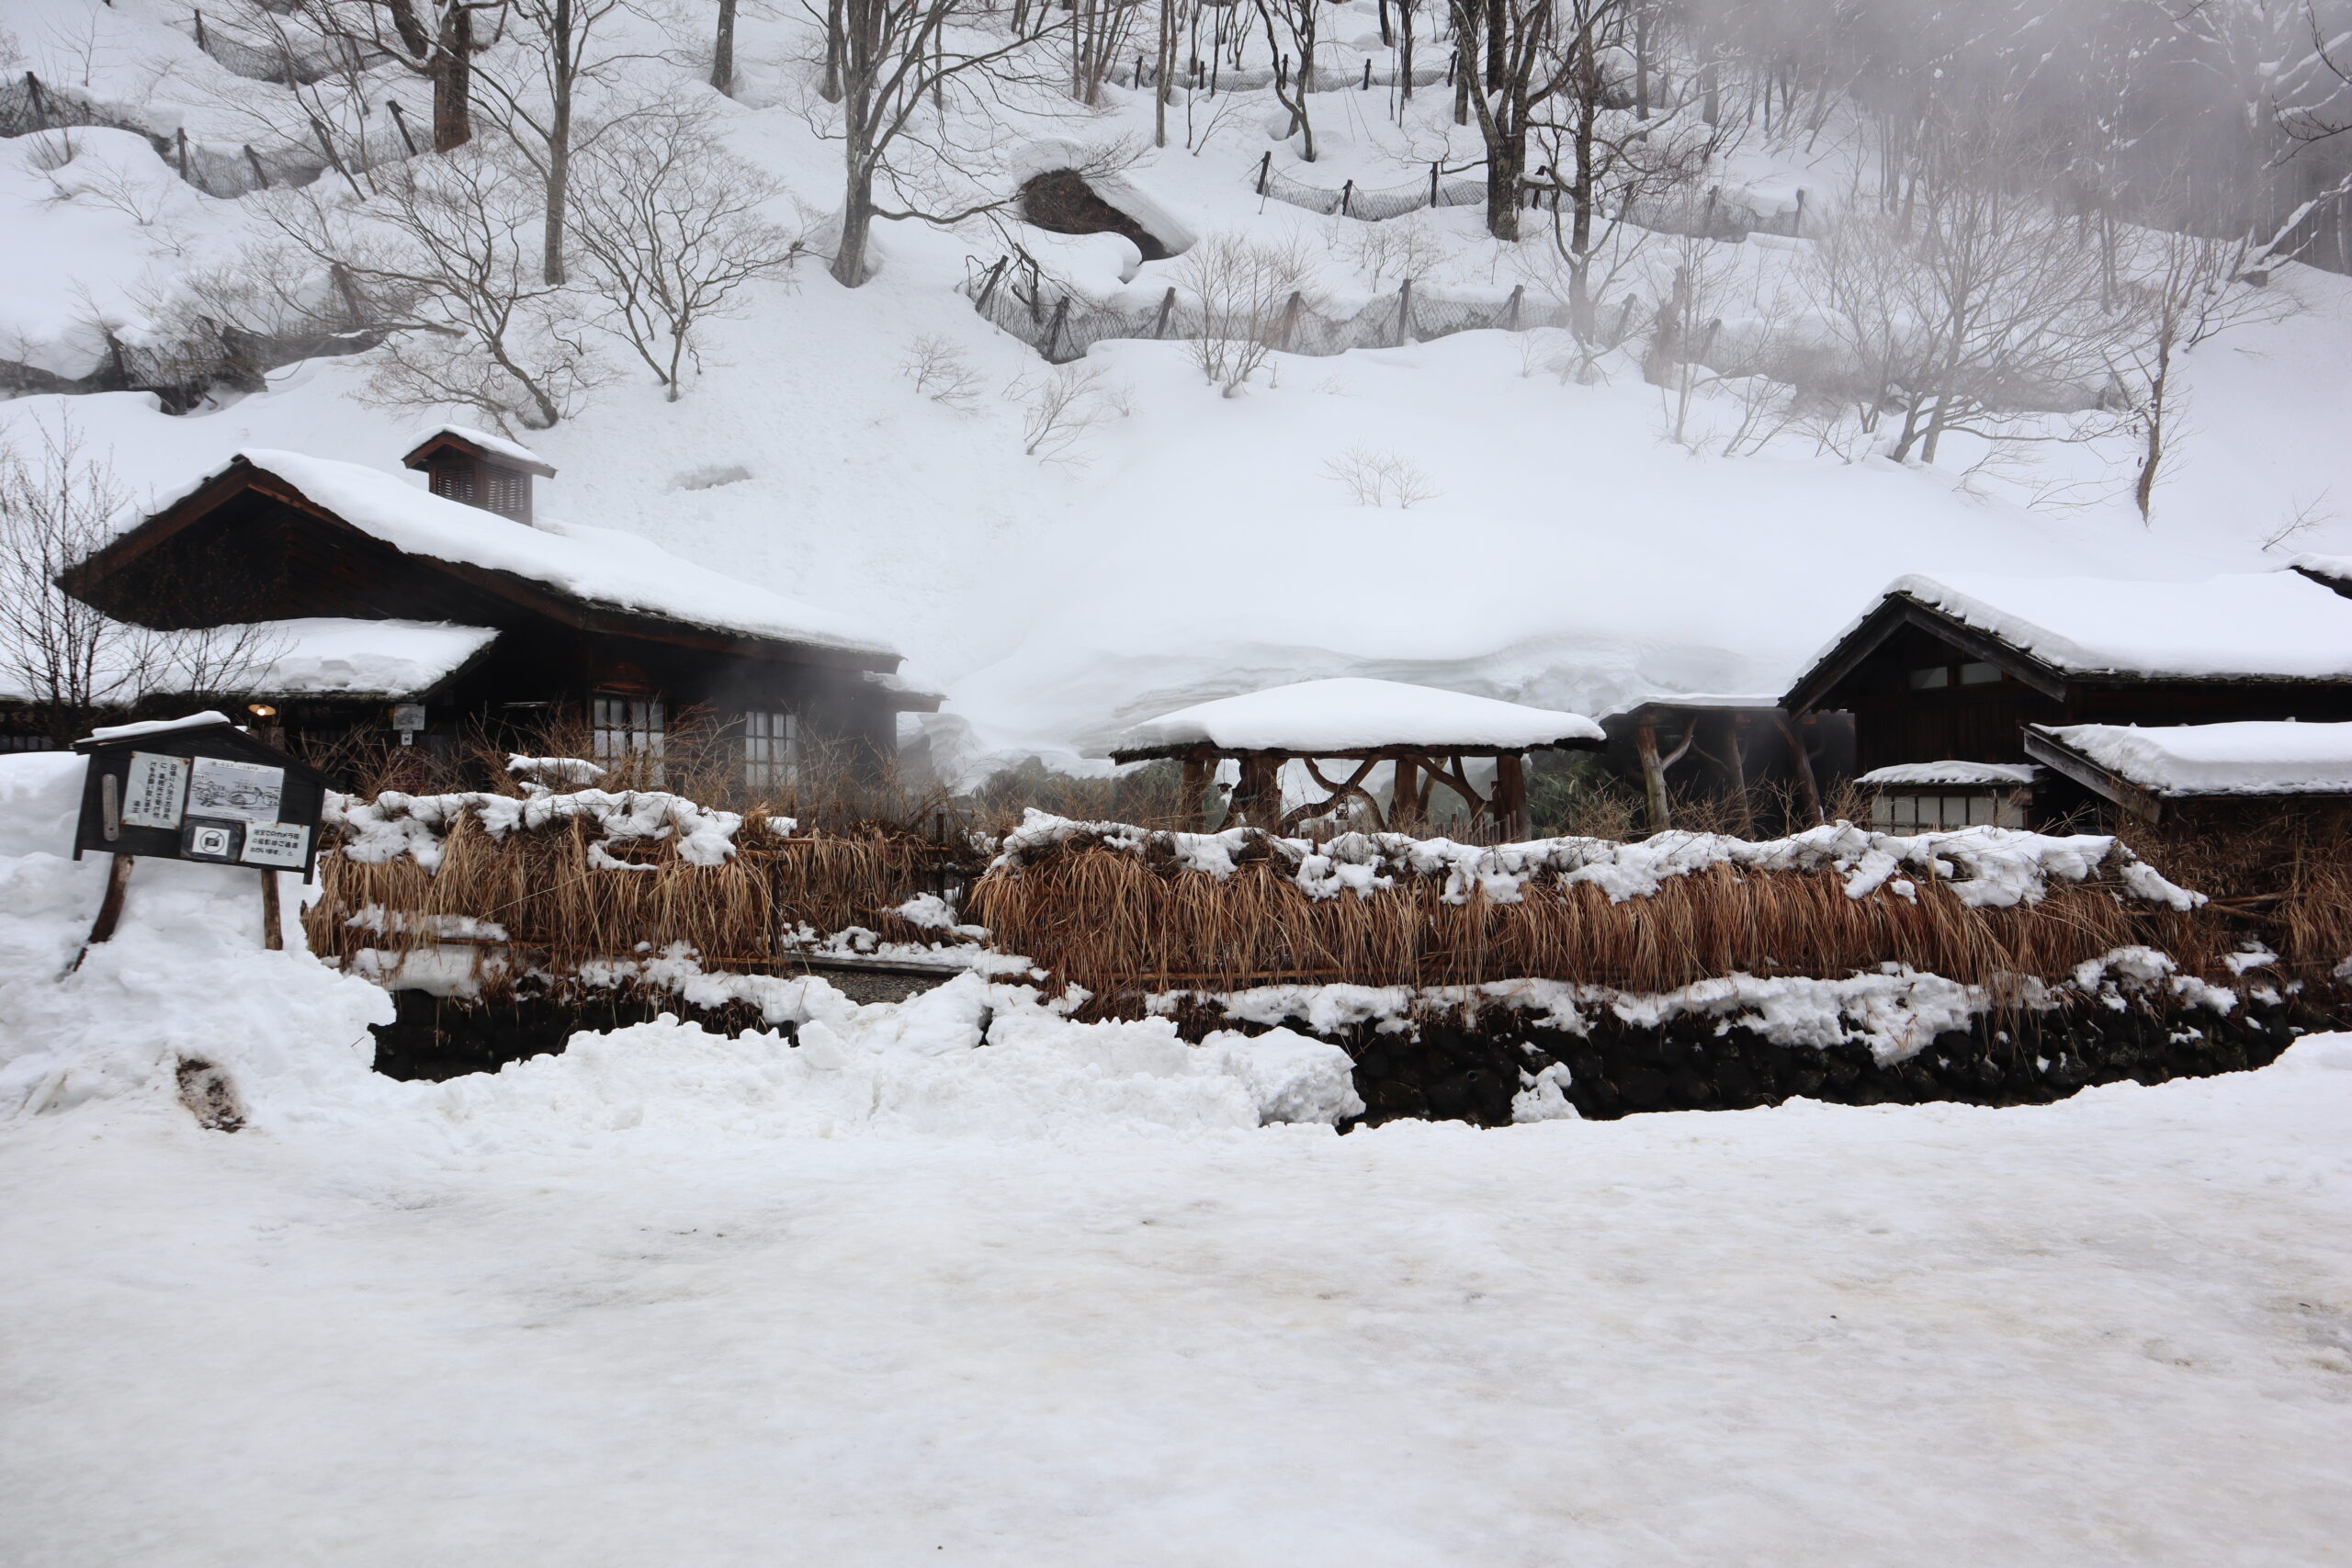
[
  {"left": 1787, "top": 571, "right": 2352, "bottom": 710},
  {"left": 2024, "top": 719, "right": 2352, "bottom": 819},
  {"left": 1109, "top": 678, "right": 1603, "bottom": 759},
  {"left": 401, "top": 425, "right": 557, "bottom": 478},
  {"left": 65, "top": 450, "right": 902, "bottom": 667}
]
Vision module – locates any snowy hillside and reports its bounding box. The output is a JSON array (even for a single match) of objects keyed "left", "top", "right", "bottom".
[{"left": 4, "top": 0, "right": 2350, "bottom": 779}]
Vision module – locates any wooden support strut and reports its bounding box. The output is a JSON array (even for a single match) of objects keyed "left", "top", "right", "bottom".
[
  {"left": 259, "top": 868, "right": 283, "bottom": 952},
  {"left": 70, "top": 854, "right": 137, "bottom": 975},
  {"left": 1778, "top": 710, "right": 1825, "bottom": 824}
]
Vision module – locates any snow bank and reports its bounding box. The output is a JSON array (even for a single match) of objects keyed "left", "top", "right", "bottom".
[
  {"left": 994, "top": 810, "right": 2199, "bottom": 910},
  {"left": 1867, "top": 572, "right": 2352, "bottom": 681},
  {"left": 1114, "top": 677, "right": 1603, "bottom": 753},
  {"left": 2040, "top": 720, "right": 2352, "bottom": 797},
  {"left": 423, "top": 973, "right": 1361, "bottom": 1141},
  {"left": 0, "top": 753, "right": 395, "bottom": 1124},
  {"left": 328, "top": 784, "right": 747, "bottom": 869},
  {"left": 126, "top": 450, "right": 901, "bottom": 658}
]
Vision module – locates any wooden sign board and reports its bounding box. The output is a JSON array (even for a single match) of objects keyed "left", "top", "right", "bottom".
[{"left": 73, "top": 718, "right": 334, "bottom": 882}]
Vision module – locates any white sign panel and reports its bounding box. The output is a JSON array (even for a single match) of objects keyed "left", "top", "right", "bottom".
[
  {"left": 240, "top": 821, "right": 311, "bottom": 870},
  {"left": 121, "top": 752, "right": 189, "bottom": 829},
  {"left": 187, "top": 757, "right": 285, "bottom": 823}
]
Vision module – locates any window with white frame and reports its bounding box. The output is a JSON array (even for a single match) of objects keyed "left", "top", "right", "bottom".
[
  {"left": 742, "top": 709, "right": 798, "bottom": 789},
  {"left": 592, "top": 694, "right": 665, "bottom": 780},
  {"left": 1869, "top": 791, "right": 2027, "bottom": 830}
]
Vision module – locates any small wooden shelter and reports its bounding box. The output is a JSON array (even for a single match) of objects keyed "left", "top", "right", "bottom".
[
  {"left": 1108, "top": 677, "right": 1603, "bottom": 835},
  {"left": 1784, "top": 571, "right": 2352, "bottom": 826},
  {"left": 2022, "top": 720, "right": 2352, "bottom": 827}
]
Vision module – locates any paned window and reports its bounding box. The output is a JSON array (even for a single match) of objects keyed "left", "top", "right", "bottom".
[
  {"left": 1869, "top": 791, "right": 2027, "bottom": 830},
  {"left": 743, "top": 710, "right": 798, "bottom": 789},
  {"left": 593, "top": 694, "right": 665, "bottom": 781}
]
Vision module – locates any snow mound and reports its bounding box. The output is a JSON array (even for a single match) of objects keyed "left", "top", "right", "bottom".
[
  {"left": 0, "top": 753, "right": 394, "bottom": 1125},
  {"left": 423, "top": 973, "right": 1362, "bottom": 1142}
]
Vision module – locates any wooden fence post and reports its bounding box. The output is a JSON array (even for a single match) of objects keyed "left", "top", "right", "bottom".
[
  {"left": 243, "top": 143, "right": 270, "bottom": 189},
  {"left": 1395, "top": 276, "right": 1412, "bottom": 346},
  {"left": 175, "top": 125, "right": 190, "bottom": 179},
  {"left": 1044, "top": 293, "right": 1070, "bottom": 359},
  {"left": 1505, "top": 283, "right": 1523, "bottom": 331},
  {"left": 26, "top": 72, "right": 50, "bottom": 129},
  {"left": 194, "top": 8, "right": 209, "bottom": 51},
  {"left": 1153, "top": 286, "right": 1176, "bottom": 337},
  {"left": 1340, "top": 178, "right": 1353, "bottom": 216},
  {"left": 1430, "top": 161, "right": 1440, "bottom": 205},
  {"left": 1362, "top": 60, "right": 1373, "bottom": 89},
  {"left": 387, "top": 96, "right": 418, "bottom": 155},
  {"left": 1278, "top": 290, "right": 1303, "bottom": 351},
  {"left": 1257, "top": 149, "right": 1271, "bottom": 194},
  {"left": 975, "top": 255, "right": 1009, "bottom": 312}
]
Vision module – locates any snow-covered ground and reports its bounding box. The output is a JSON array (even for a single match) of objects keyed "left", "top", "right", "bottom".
[{"left": 4, "top": 1038, "right": 2348, "bottom": 1565}]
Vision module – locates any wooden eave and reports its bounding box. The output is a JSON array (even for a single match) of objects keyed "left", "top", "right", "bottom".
[
  {"left": 72, "top": 716, "right": 338, "bottom": 789},
  {"left": 2292, "top": 563, "right": 2352, "bottom": 601},
  {"left": 1784, "top": 594, "right": 2073, "bottom": 712},
  {"left": 1108, "top": 737, "right": 1603, "bottom": 765},
  {"left": 60, "top": 459, "right": 899, "bottom": 676}
]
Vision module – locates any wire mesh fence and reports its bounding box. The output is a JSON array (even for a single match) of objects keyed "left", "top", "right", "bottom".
[
  {"left": 1252, "top": 148, "right": 1808, "bottom": 241},
  {"left": 965, "top": 252, "right": 1575, "bottom": 364}
]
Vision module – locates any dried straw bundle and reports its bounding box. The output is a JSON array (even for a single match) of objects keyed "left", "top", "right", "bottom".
[{"left": 968, "top": 825, "right": 2228, "bottom": 1002}]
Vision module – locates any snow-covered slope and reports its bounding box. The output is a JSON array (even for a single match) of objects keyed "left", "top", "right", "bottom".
[{"left": 6, "top": 0, "right": 2350, "bottom": 781}]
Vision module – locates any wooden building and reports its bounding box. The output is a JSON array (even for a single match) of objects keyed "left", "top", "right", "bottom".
[
  {"left": 2022, "top": 720, "right": 2352, "bottom": 828},
  {"left": 33, "top": 430, "right": 934, "bottom": 776},
  {"left": 1783, "top": 572, "right": 2352, "bottom": 826}
]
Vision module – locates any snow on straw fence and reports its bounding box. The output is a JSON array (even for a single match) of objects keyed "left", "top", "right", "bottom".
[
  {"left": 1250, "top": 152, "right": 1807, "bottom": 241},
  {"left": 966, "top": 251, "right": 1570, "bottom": 364},
  {"left": 965, "top": 814, "right": 2234, "bottom": 1002}
]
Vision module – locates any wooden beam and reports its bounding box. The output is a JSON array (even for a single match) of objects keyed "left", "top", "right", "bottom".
[
  {"left": 70, "top": 854, "right": 136, "bottom": 974},
  {"left": 1494, "top": 752, "right": 1527, "bottom": 840},
  {"left": 259, "top": 868, "right": 283, "bottom": 952},
  {"left": 2020, "top": 727, "right": 2165, "bottom": 823},
  {"left": 1778, "top": 711, "right": 1826, "bottom": 824},
  {"left": 1636, "top": 722, "right": 1671, "bottom": 832}
]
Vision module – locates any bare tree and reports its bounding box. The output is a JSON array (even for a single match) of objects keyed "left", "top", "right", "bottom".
[
  {"left": 1173, "top": 232, "right": 1317, "bottom": 395},
  {"left": 1324, "top": 445, "right": 1438, "bottom": 507},
  {"left": 1011, "top": 362, "right": 1125, "bottom": 464},
  {"left": 2109, "top": 220, "right": 2292, "bottom": 522},
  {"left": 570, "top": 109, "right": 810, "bottom": 399},
  {"left": 899, "top": 333, "right": 986, "bottom": 410},
  {"left": 0, "top": 421, "right": 280, "bottom": 743},
  {"left": 712, "top": 0, "right": 739, "bottom": 93},
  {"left": 1252, "top": 0, "right": 1319, "bottom": 159},
  {"left": 1448, "top": 0, "right": 1595, "bottom": 238},
  {"left": 805, "top": 0, "right": 1064, "bottom": 287},
  {"left": 255, "top": 148, "right": 610, "bottom": 430}
]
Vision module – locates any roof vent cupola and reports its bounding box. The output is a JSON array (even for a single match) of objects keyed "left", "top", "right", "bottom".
[{"left": 401, "top": 427, "right": 558, "bottom": 526}]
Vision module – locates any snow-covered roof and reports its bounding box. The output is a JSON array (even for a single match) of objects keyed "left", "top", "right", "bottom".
[
  {"left": 2031, "top": 721, "right": 2352, "bottom": 798},
  {"left": 1113, "top": 678, "right": 1604, "bottom": 754},
  {"left": 1856, "top": 761, "right": 2038, "bottom": 788},
  {"left": 412, "top": 424, "right": 555, "bottom": 474},
  {"left": 1832, "top": 572, "right": 2352, "bottom": 682},
  {"left": 241, "top": 618, "right": 499, "bottom": 698},
  {"left": 2290, "top": 552, "right": 2352, "bottom": 589},
  {"left": 126, "top": 451, "right": 900, "bottom": 660}
]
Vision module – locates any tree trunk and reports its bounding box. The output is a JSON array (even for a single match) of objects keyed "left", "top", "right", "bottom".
[
  {"left": 832, "top": 166, "right": 874, "bottom": 287},
  {"left": 541, "top": 0, "right": 574, "bottom": 286},
  {"left": 2135, "top": 355, "right": 2168, "bottom": 522},
  {"left": 388, "top": 0, "right": 432, "bottom": 60},
  {"left": 1484, "top": 132, "right": 1521, "bottom": 241},
  {"left": 821, "top": 0, "right": 846, "bottom": 102},
  {"left": 711, "top": 0, "right": 737, "bottom": 94},
  {"left": 431, "top": 4, "right": 474, "bottom": 152},
  {"left": 1482, "top": 0, "right": 1504, "bottom": 92}
]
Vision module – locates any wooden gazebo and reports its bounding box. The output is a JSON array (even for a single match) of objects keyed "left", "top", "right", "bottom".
[{"left": 1108, "top": 678, "right": 1603, "bottom": 836}]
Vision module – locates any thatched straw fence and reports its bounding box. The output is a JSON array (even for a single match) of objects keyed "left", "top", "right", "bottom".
[
  {"left": 304, "top": 787, "right": 967, "bottom": 992},
  {"left": 967, "top": 817, "right": 2240, "bottom": 1002}
]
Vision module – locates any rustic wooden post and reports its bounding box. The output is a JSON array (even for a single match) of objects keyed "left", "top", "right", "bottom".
[
  {"left": 1494, "top": 753, "right": 1527, "bottom": 840},
  {"left": 1727, "top": 715, "right": 1752, "bottom": 836},
  {"left": 1153, "top": 286, "right": 1177, "bottom": 337},
  {"left": 1505, "top": 284, "right": 1523, "bottom": 331},
  {"left": 1362, "top": 59, "right": 1373, "bottom": 89},
  {"left": 1792, "top": 187, "right": 1807, "bottom": 236},
  {"left": 1779, "top": 711, "right": 1826, "bottom": 823},
  {"left": 975, "top": 255, "right": 1009, "bottom": 311},
  {"left": 1181, "top": 752, "right": 1209, "bottom": 830},
  {"left": 71, "top": 854, "right": 137, "bottom": 974},
  {"left": 194, "top": 8, "right": 209, "bottom": 50},
  {"left": 1277, "top": 290, "right": 1304, "bottom": 351},
  {"left": 243, "top": 143, "right": 270, "bottom": 189},
  {"left": 1391, "top": 755, "right": 1418, "bottom": 830},
  {"left": 1635, "top": 721, "right": 1671, "bottom": 833},
  {"left": 259, "top": 868, "right": 284, "bottom": 951},
  {"left": 387, "top": 96, "right": 418, "bottom": 154},
  {"left": 1257, "top": 150, "right": 1272, "bottom": 195},
  {"left": 1232, "top": 752, "right": 1280, "bottom": 827},
  {"left": 1396, "top": 276, "right": 1412, "bottom": 346},
  {"left": 26, "top": 72, "right": 50, "bottom": 128},
  {"left": 1430, "top": 162, "right": 1441, "bottom": 205},
  {"left": 175, "top": 125, "right": 190, "bottom": 179},
  {"left": 1044, "top": 294, "right": 1070, "bottom": 359},
  {"left": 1340, "top": 178, "right": 1354, "bottom": 216}
]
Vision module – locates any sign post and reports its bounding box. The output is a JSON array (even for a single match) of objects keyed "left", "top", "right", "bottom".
[{"left": 69, "top": 714, "right": 335, "bottom": 968}]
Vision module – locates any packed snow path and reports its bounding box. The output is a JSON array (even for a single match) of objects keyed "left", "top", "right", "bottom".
[{"left": 4, "top": 1046, "right": 2349, "bottom": 1566}]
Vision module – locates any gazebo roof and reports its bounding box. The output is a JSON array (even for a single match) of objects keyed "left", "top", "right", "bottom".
[{"left": 1109, "top": 678, "right": 1603, "bottom": 760}]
